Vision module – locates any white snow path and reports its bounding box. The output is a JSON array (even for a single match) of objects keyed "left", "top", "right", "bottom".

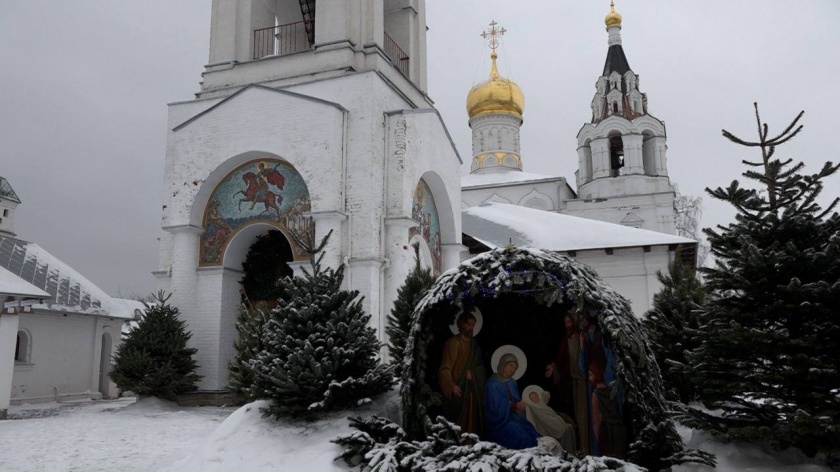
[
  {"left": 0, "top": 397, "right": 235, "bottom": 472},
  {"left": 0, "top": 396, "right": 834, "bottom": 471}
]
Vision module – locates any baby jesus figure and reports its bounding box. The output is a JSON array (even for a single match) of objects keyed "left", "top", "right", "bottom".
[{"left": 522, "top": 385, "right": 578, "bottom": 454}]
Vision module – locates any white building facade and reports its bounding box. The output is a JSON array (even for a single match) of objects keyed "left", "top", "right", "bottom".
[
  {"left": 155, "top": 0, "right": 463, "bottom": 391},
  {"left": 0, "top": 178, "right": 140, "bottom": 415}
]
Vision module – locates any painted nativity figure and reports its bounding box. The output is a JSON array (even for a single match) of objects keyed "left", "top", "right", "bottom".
[
  {"left": 589, "top": 363, "right": 627, "bottom": 459},
  {"left": 522, "top": 385, "right": 577, "bottom": 454},
  {"left": 438, "top": 311, "right": 486, "bottom": 436},
  {"left": 485, "top": 353, "right": 541, "bottom": 449},
  {"left": 545, "top": 312, "right": 590, "bottom": 454}
]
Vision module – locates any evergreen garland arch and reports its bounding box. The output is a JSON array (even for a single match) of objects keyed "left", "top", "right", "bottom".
[{"left": 401, "top": 247, "right": 708, "bottom": 470}]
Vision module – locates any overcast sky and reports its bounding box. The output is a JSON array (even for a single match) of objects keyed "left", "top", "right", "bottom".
[{"left": 1, "top": 1, "right": 838, "bottom": 297}]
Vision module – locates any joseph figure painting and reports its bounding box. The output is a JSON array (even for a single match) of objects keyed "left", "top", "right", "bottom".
[{"left": 438, "top": 310, "right": 486, "bottom": 436}]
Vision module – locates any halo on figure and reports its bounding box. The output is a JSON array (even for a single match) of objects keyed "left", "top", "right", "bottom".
[
  {"left": 491, "top": 344, "right": 527, "bottom": 380},
  {"left": 449, "top": 307, "right": 483, "bottom": 336}
]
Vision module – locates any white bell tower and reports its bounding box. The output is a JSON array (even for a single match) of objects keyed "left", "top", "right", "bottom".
[
  {"left": 156, "top": 0, "right": 463, "bottom": 392},
  {"left": 566, "top": 1, "right": 676, "bottom": 234},
  {"left": 201, "top": 0, "right": 429, "bottom": 100}
]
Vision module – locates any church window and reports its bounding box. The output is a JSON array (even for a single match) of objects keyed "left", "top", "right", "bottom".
[
  {"left": 15, "top": 331, "right": 30, "bottom": 363},
  {"left": 2, "top": 209, "right": 7, "bottom": 216},
  {"left": 609, "top": 135, "right": 625, "bottom": 176}
]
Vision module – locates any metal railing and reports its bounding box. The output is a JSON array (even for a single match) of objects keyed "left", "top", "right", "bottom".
[
  {"left": 384, "top": 32, "right": 410, "bottom": 77},
  {"left": 253, "top": 20, "right": 314, "bottom": 60}
]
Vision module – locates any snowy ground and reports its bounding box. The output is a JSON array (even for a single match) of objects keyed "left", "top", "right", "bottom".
[
  {"left": 0, "top": 397, "right": 235, "bottom": 472},
  {"left": 0, "top": 396, "right": 833, "bottom": 472}
]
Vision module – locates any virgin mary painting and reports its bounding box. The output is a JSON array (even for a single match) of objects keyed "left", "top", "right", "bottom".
[{"left": 485, "top": 350, "right": 541, "bottom": 449}]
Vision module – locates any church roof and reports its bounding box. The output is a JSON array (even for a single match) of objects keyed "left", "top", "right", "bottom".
[
  {"left": 0, "top": 177, "right": 21, "bottom": 203},
  {"left": 0, "top": 265, "right": 49, "bottom": 299},
  {"left": 602, "top": 44, "right": 631, "bottom": 78},
  {"left": 0, "top": 235, "right": 141, "bottom": 319},
  {"left": 462, "top": 202, "right": 695, "bottom": 252},
  {"left": 461, "top": 171, "right": 564, "bottom": 189}
]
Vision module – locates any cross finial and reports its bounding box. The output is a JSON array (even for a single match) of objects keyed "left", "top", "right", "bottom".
[{"left": 481, "top": 20, "right": 507, "bottom": 53}]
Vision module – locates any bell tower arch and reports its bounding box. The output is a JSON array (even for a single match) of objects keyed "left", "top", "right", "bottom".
[{"left": 202, "top": 0, "right": 429, "bottom": 99}]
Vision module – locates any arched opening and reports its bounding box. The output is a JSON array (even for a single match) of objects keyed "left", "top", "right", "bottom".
[
  {"left": 240, "top": 229, "right": 294, "bottom": 307},
  {"left": 99, "top": 332, "right": 113, "bottom": 396},
  {"left": 410, "top": 234, "right": 434, "bottom": 272},
  {"left": 251, "top": 0, "right": 314, "bottom": 59},
  {"left": 15, "top": 331, "right": 29, "bottom": 363},
  {"left": 200, "top": 158, "right": 312, "bottom": 267},
  {"left": 642, "top": 131, "right": 656, "bottom": 176},
  {"left": 410, "top": 179, "right": 443, "bottom": 276},
  {"left": 609, "top": 134, "right": 625, "bottom": 177}
]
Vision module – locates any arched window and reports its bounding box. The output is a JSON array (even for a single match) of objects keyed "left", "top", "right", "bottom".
[
  {"left": 609, "top": 135, "right": 625, "bottom": 177},
  {"left": 15, "top": 330, "right": 30, "bottom": 363}
]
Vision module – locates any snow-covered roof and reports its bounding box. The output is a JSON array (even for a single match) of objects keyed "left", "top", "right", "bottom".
[
  {"left": 462, "top": 202, "right": 696, "bottom": 252},
  {"left": 0, "top": 265, "right": 49, "bottom": 299},
  {"left": 0, "top": 176, "right": 21, "bottom": 203},
  {"left": 0, "top": 235, "right": 138, "bottom": 319},
  {"left": 461, "top": 170, "right": 565, "bottom": 189}
]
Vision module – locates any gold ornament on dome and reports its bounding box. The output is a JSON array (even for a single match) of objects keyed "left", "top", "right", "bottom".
[
  {"left": 466, "top": 20, "right": 525, "bottom": 122},
  {"left": 605, "top": 0, "right": 622, "bottom": 30}
]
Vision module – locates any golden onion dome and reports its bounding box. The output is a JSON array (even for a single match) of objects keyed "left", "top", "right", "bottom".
[
  {"left": 466, "top": 52, "right": 525, "bottom": 122},
  {"left": 605, "top": 0, "right": 622, "bottom": 30}
]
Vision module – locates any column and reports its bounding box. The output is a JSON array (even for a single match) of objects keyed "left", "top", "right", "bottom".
[
  {"left": 305, "top": 210, "right": 348, "bottom": 273},
  {"left": 622, "top": 134, "right": 644, "bottom": 175},
  {"left": 0, "top": 310, "right": 21, "bottom": 419},
  {"left": 441, "top": 243, "right": 465, "bottom": 271},
  {"left": 590, "top": 137, "right": 611, "bottom": 179}
]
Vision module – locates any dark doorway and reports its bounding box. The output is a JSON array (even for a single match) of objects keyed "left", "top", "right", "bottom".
[{"left": 240, "top": 230, "right": 294, "bottom": 306}]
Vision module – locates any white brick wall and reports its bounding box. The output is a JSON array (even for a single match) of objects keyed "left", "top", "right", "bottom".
[{"left": 158, "top": 72, "right": 462, "bottom": 390}]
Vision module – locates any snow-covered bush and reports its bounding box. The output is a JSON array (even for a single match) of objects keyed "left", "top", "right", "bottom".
[
  {"left": 334, "top": 415, "right": 641, "bottom": 471},
  {"left": 109, "top": 291, "right": 201, "bottom": 400},
  {"left": 250, "top": 232, "right": 395, "bottom": 419}
]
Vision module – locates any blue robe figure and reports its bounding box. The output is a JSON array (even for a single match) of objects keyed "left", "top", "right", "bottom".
[{"left": 485, "top": 353, "right": 541, "bottom": 449}]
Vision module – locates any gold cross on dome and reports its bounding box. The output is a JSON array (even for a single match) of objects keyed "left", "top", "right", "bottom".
[{"left": 481, "top": 20, "right": 507, "bottom": 52}]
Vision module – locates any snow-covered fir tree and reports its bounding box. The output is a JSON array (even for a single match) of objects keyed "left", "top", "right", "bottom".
[
  {"left": 109, "top": 291, "right": 201, "bottom": 400},
  {"left": 228, "top": 303, "right": 271, "bottom": 403},
  {"left": 386, "top": 243, "right": 435, "bottom": 377},
  {"left": 250, "top": 231, "right": 395, "bottom": 419},
  {"left": 687, "top": 104, "right": 840, "bottom": 455},
  {"left": 642, "top": 253, "right": 705, "bottom": 403}
]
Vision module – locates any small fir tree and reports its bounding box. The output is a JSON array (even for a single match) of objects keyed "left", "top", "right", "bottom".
[
  {"left": 250, "top": 230, "right": 396, "bottom": 419},
  {"left": 642, "top": 253, "right": 705, "bottom": 403},
  {"left": 386, "top": 244, "right": 435, "bottom": 377},
  {"left": 686, "top": 104, "right": 840, "bottom": 455},
  {"left": 110, "top": 291, "right": 202, "bottom": 400},
  {"left": 228, "top": 301, "right": 271, "bottom": 403}
]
